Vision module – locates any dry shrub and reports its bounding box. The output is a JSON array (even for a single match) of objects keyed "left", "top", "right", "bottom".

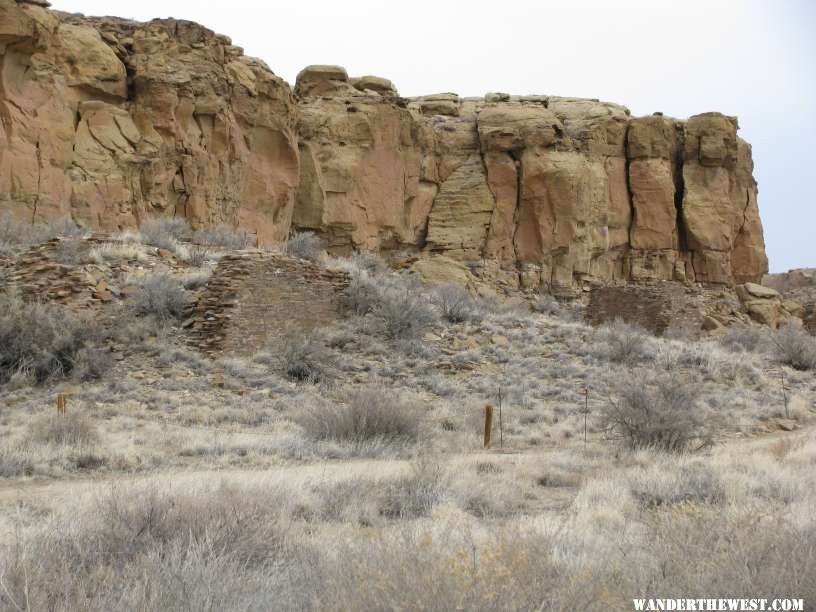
[
  {"left": 180, "top": 269, "right": 211, "bottom": 290},
  {"left": 286, "top": 231, "right": 324, "bottom": 261},
  {"left": 298, "top": 386, "right": 422, "bottom": 444},
  {"left": 592, "top": 318, "right": 651, "bottom": 364},
  {"left": 0, "top": 292, "right": 91, "bottom": 385},
  {"left": 306, "top": 523, "right": 569, "bottom": 611},
  {"left": 183, "top": 243, "right": 209, "bottom": 267},
  {"left": 0, "top": 214, "right": 85, "bottom": 254},
  {"left": 26, "top": 412, "right": 98, "bottom": 446},
  {"left": 0, "top": 445, "right": 35, "bottom": 477},
  {"left": 378, "top": 457, "right": 446, "bottom": 518},
  {"left": 53, "top": 236, "right": 84, "bottom": 265},
  {"left": 627, "top": 461, "right": 726, "bottom": 508},
  {"left": 0, "top": 483, "right": 293, "bottom": 611},
  {"left": 720, "top": 323, "right": 767, "bottom": 353},
  {"left": 140, "top": 217, "right": 190, "bottom": 249},
  {"left": 72, "top": 346, "right": 114, "bottom": 382},
  {"left": 193, "top": 224, "right": 250, "bottom": 249},
  {"left": 772, "top": 321, "right": 816, "bottom": 371},
  {"left": 89, "top": 242, "right": 148, "bottom": 263},
  {"left": 1, "top": 478, "right": 814, "bottom": 610},
  {"left": 340, "top": 272, "right": 381, "bottom": 316},
  {"left": 350, "top": 250, "right": 386, "bottom": 274},
  {"left": 431, "top": 284, "right": 481, "bottom": 323},
  {"left": 278, "top": 332, "right": 331, "bottom": 382},
  {"left": 532, "top": 292, "right": 561, "bottom": 316},
  {"left": 371, "top": 285, "right": 436, "bottom": 339},
  {"left": 342, "top": 272, "right": 436, "bottom": 339},
  {"left": 599, "top": 371, "right": 712, "bottom": 452},
  {"left": 129, "top": 273, "right": 187, "bottom": 320}
]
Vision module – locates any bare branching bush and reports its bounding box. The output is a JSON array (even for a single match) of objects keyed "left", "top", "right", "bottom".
[
  {"left": 0, "top": 445, "right": 34, "bottom": 478},
  {"left": 628, "top": 461, "right": 726, "bottom": 508},
  {"left": 180, "top": 269, "right": 211, "bottom": 290},
  {"left": 341, "top": 273, "right": 381, "bottom": 316},
  {"left": 47, "top": 217, "right": 86, "bottom": 239},
  {"left": 72, "top": 346, "right": 114, "bottom": 382},
  {"left": 373, "top": 288, "right": 436, "bottom": 339},
  {"left": 298, "top": 386, "right": 422, "bottom": 443},
  {"left": 0, "top": 214, "right": 84, "bottom": 253},
  {"left": 89, "top": 242, "right": 149, "bottom": 263},
  {"left": 592, "top": 318, "right": 651, "bottom": 364},
  {"left": 0, "top": 292, "right": 90, "bottom": 385},
  {"left": 26, "top": 412, "right": 98, "bottom": 446},
  {"left": 183, "top": 243, "right": 209, "bottom": 267},
  {"left": 129, "top": 274, "right": 187, "bottom": 320},
  {"left": 350, "top": 250, "right": 387, "bottom": 275},
  {"left": 0, "top": 484, "right": 291, "bottom": 611},
  {"left": 379, "top": 458, "right": 446, "bottom": 518},
  {"left": 53, "top": 236, "right": 84, "bottom": 265},
  {"left": 341, "top": 271, "right": 436, "bottom": 339},
  {"left": 431, "top": 284, "right": 481, "bottom": 323},
  {"left": 662, "top": 319, "right": 697, "bottom": 341},
  {"left": 286, "top": 231, "right": 324, "bottom": 261},
  {"left": 772, "top": 322, "right": 816, "bottom": 371},
  {"left": 0, "top": 214, "right": 33, "bottom": 248},
  {"left": 140, "top": 217, "right": 190, "bottom": 249},
  {"left": 193, "top": 224, "right": 250, "bottom": 249},
  {"left": 532, "top": 292, "right": 561, "bottom": 316},
  {"left": 278, "top": 333, "right": 331, "bottom": 382},
  {"left": 599, "top": 372, "right": 712, "bottom": 452},
  {"left": 720, "top": 324, "right": 766, "bottom": 353}
]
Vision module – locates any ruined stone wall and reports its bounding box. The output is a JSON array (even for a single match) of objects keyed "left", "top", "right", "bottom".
[{"left": 0, "top": 0, "right": 768, "bottom": 289}]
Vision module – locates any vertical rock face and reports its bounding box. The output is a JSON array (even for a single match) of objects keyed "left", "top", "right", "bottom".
[
  {"left": 681, "top": 113, "right": 766, "bottom": 284},
  {"left": 0, "top": 0, "right": 299, "bottom": 244},
  {"left": 293, "top": 64, "right": 767, "bottom": 288},
  {"left": 0, "top": 0, "right": 768, "bottom": 287}
]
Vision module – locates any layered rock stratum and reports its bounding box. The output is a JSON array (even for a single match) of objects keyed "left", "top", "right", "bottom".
[{"left": 0, "top": 0, "right": 768, "bottom": 290}]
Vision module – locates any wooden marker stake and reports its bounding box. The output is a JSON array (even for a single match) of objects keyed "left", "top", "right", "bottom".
[
  {"left": 56, "top": 393, "right": 67, "bottom": 415},
  {"left": 484, "top": 404, "right": 494, "bottom": 448}
]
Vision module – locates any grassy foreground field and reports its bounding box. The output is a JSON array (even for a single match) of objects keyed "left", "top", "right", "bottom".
[{"left": 0, "top": 221, "right": 814, "bottom": 610}]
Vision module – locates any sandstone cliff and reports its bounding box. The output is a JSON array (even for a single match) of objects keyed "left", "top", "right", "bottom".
[{"left": 0, "top": 0, "right": 768, "bottom": 289}]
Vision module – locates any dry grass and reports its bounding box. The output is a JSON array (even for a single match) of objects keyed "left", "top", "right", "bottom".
[
  {"left": 89, "top": 241, "right": 150, "bottom": 263},
  {"left": 26, "top": 412, "right": 98, "bottom": 447},
  {"left": 0, "top": 434, "right": 814, "bottom": 610},
  {"left": 0, "top": 248, "right": 814, "bottom": 608}
]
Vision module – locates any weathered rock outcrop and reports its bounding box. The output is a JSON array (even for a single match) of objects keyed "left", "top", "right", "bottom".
[
  {"left": 0, "top": 0, "right": 768, "bottom": 288},
  {"left": 0, "top": 0, "right": 298, "bottom": 244}
]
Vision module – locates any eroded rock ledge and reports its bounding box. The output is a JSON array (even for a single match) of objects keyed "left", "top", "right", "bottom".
[{"left": 0, "top": 0, "right": 768, "bottom": 289}]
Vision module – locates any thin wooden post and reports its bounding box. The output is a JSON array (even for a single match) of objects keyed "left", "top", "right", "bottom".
[
  {"left": 780, "top": 370, "right": 788, "bottom": 419},
  {"left": 56, "top": 393, "right": 67, "bottom": 415},
  {"left": 498, "top": 392, "right": 504, "bottom": 449},
  {"left": 483, "top": 404, "right": 494, "bottom": 448}
]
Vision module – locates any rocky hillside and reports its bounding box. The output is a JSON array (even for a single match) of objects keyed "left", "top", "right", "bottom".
[{"left": 0, "top": 0, "right": 767, "bottom": 291}]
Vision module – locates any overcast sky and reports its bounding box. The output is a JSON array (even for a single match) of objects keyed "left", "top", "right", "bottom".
[{"left": 51, "top": 0, "right": 815, "bottom": 272}]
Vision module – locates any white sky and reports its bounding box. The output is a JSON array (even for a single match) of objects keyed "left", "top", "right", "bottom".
[{"left": 51, "top": 0, "right": 816, "bottom": 272}]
